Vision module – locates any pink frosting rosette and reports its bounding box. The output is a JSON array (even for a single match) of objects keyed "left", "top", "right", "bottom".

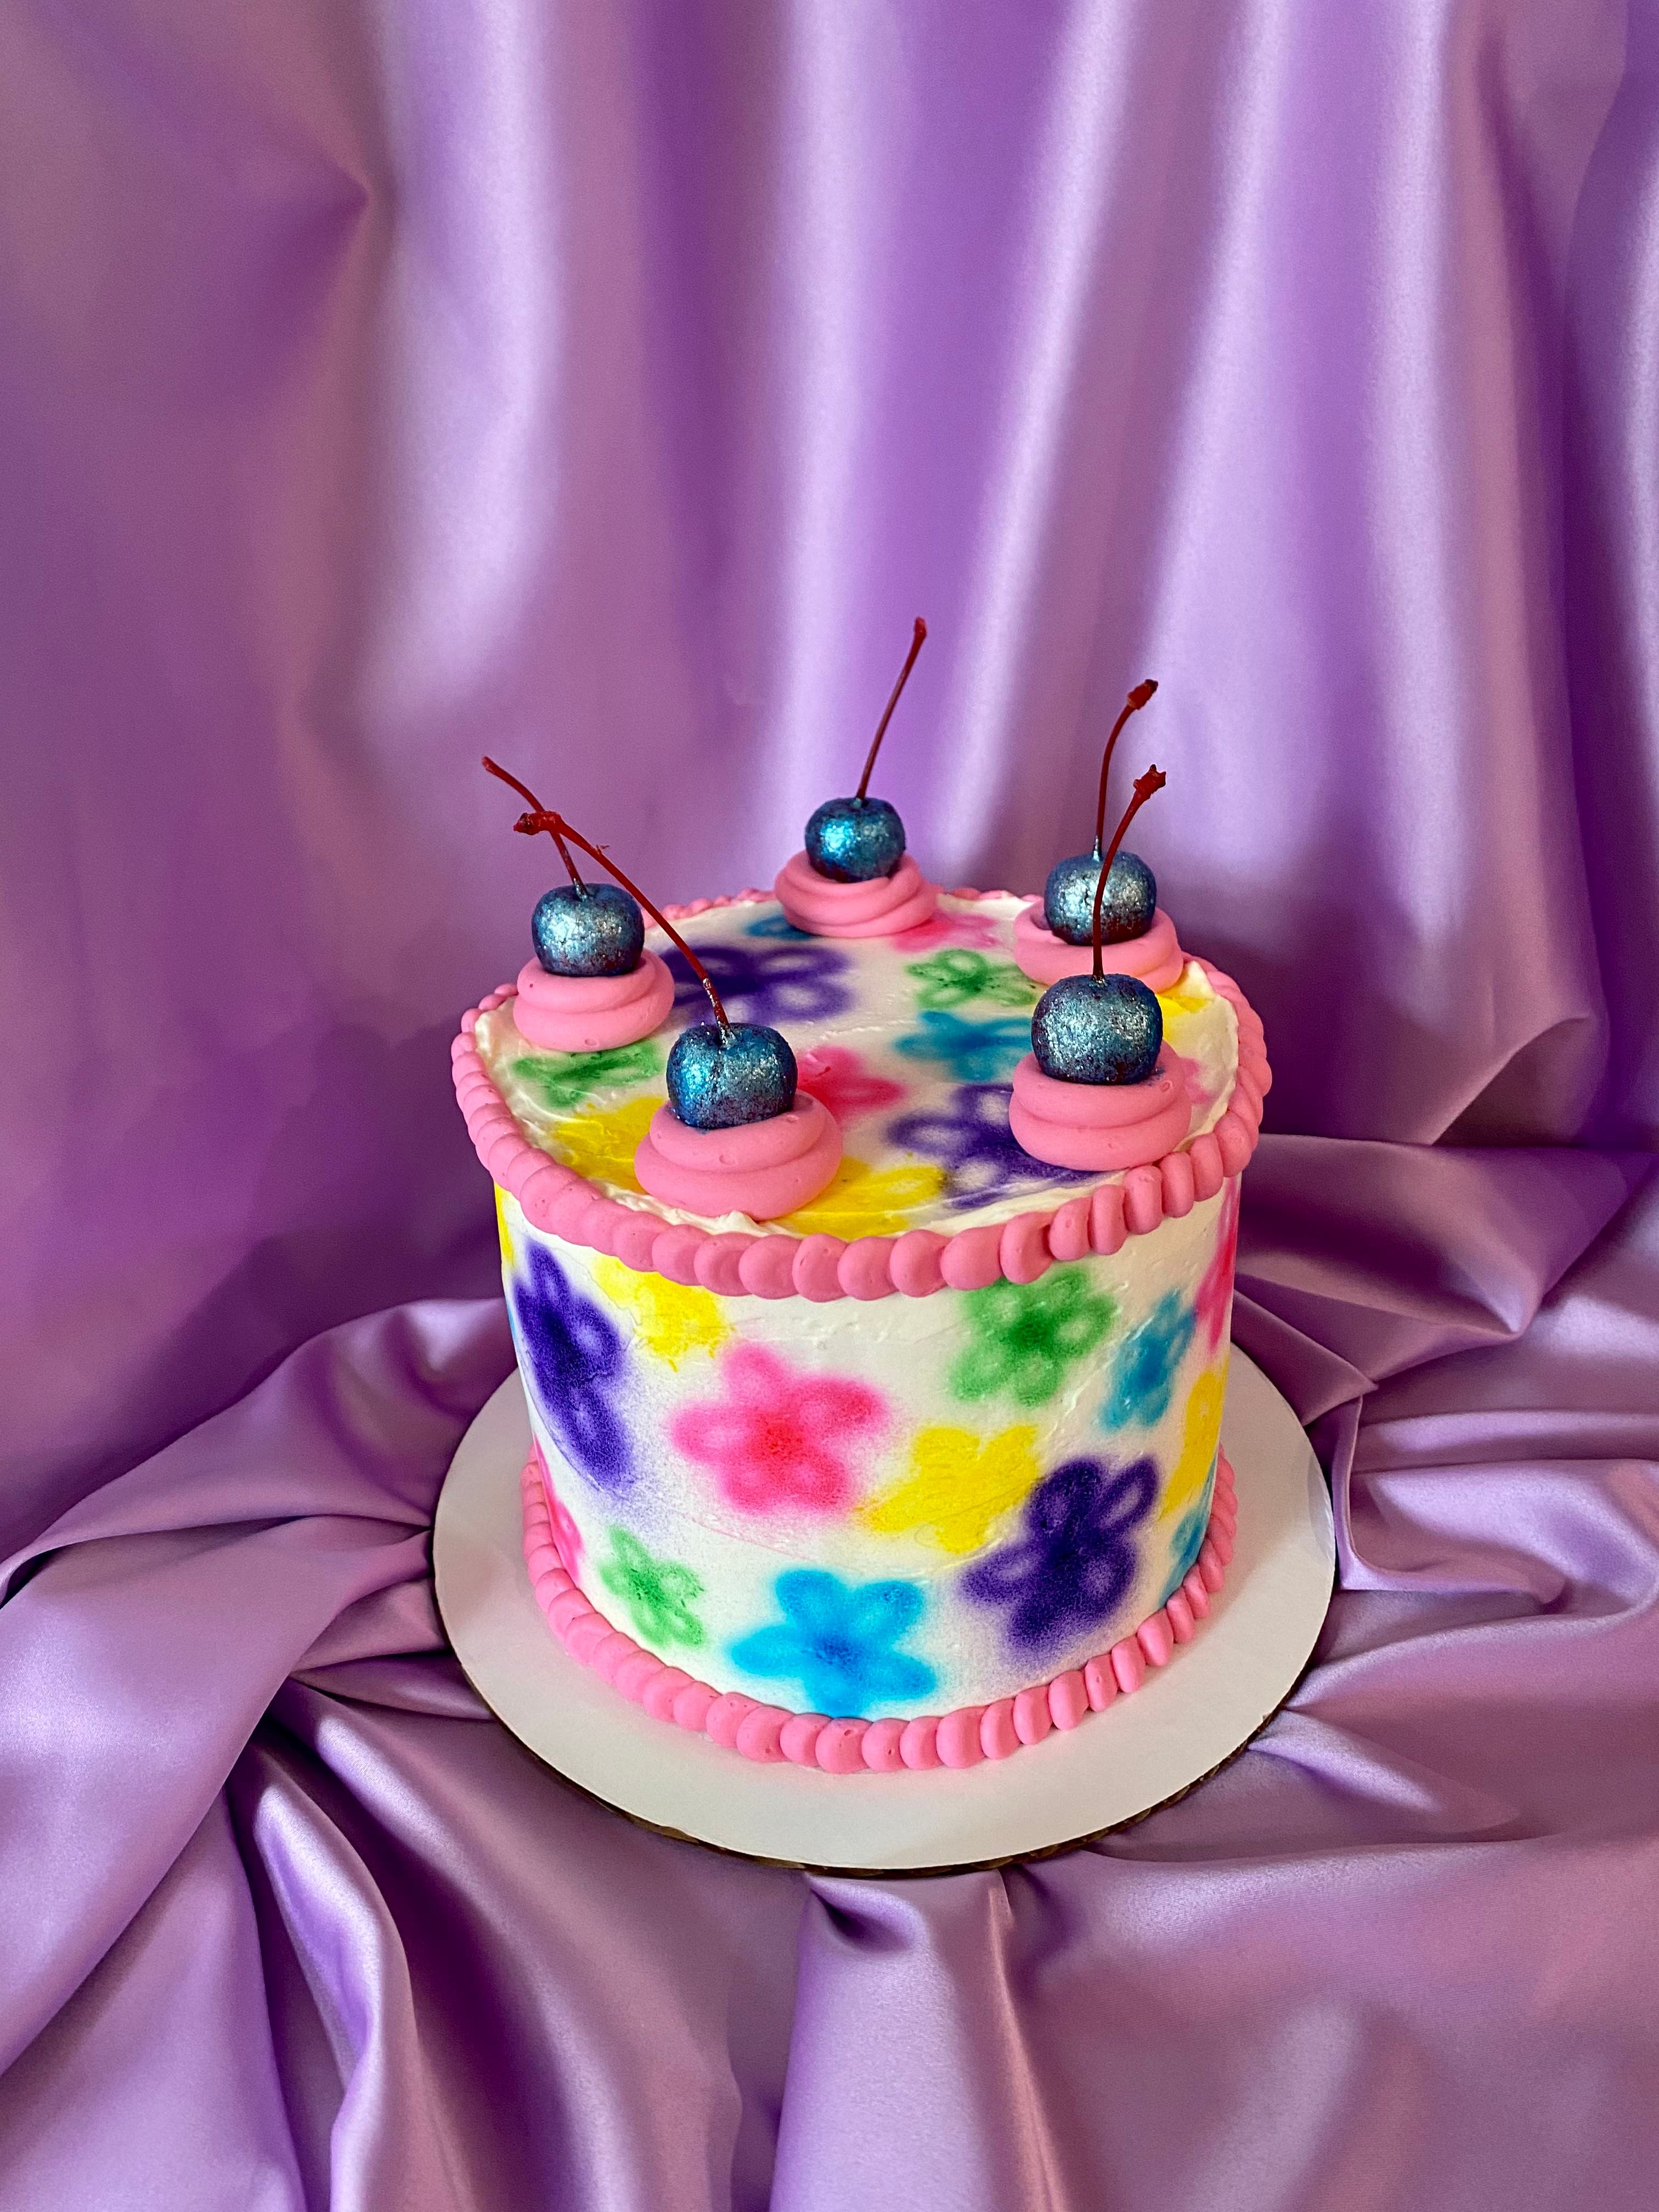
[
  {"left": 1008, "top": 1049, "right": 1194, "bottom": 1171},
  {"left": 774, "top": 850, "right": 939, "bottom": 938},
  {"left": 1012, "top": 901, "right": 1186, "bottom": 990},
  {"left": 633, "top": 1092, "right": 842, "bottom": 1221},
  {"left": 511, "top": 950, "right": 675, "bottom": 1052}
]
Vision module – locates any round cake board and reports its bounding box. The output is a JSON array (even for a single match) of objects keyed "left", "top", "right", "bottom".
[{"left": 433, "top": 1351, "right": 1333, "bottom": 1875}]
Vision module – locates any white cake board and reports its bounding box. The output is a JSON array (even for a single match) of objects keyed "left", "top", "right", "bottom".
[{"left": 433, "top": 1350, "right": 1333, "bottom": 1874}]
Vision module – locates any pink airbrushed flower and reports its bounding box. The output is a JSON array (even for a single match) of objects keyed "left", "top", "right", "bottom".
[
  {"left": 670, "top": 1343, "right": 887, "bottom": 1515},
  {"left": 795, "top": 1045, "right": 905, "bottom": 1125},
  {"left": 891, "top": 905, "right": 1003, "bottom": 952},
  {"left": 534, "top": 1444, "right": 585, "bottom": 1574},
  {"left": 1195, "top": 1178, "right": 1240, "bottom": 1353}
]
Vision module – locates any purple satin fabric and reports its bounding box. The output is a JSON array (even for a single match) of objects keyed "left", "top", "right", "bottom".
[{"left": 2, "top": 3, "right": 1656, "bottom": 2205}]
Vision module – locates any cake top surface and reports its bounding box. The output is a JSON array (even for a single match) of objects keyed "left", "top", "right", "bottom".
[{"left": 472, "top": 889, "right": 1239, "bottom": 1240}]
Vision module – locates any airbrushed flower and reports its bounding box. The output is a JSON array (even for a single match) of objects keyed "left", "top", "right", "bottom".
[
  {"left": 511, "top": 1039, "right": 662, "bottom": 1113},
  {"left": 591, "top": 1259, "right": 730, "bottom": 1370},
  {"left": 890, "top": 905, "right": 1004, "bottom": 953},
  {"left": 962, "top": 1454, "right": 1157, "bottom": 1656},
  {"left": 795, "top": 1044, "right": 906, "bottom": 1125},
  {"left": 857, "top": 1424, "right": 1040, "bottom": 1554},
  {"left": 730, "top": 1569, "right": 937, "bottom": 1717},
  {"left": 1195, "top": 1180, "right": 1240, "bottom": 1354},
  {"left": 1101, "top": 1290, "right": 1195, "bottom": 1430},
  {"left": 534, "top": 1445, "right": 585, "bottom": 1575},
  {"left": 511, "top": 1244, "right": 633, "bottom": 1494},
  {"left": 887, "top": 1082, "right": 1096, "bottom": 1211},
  {"left": 905, "top": 948, "right": 1037, "bottom": 1013},
  {"left": 664, "top": 937, "right": 852, "bottom": 1025},
  {"left": 893, "top": 1009, "right": 1032, "bottom": 1083},
  {"left": 549, "top": 1095, "right": 662, "bottom": 1192},
  {"left": 669, "top": 1343, "right": 886, "bottom": 1516},
  {"left": 1158, "top": 1496, "right": 1212, "bottom": 1609},
  {"left": 781, "top": 1156, "right": 946, "bottom": 1238},
  {"left": 950, "top": 1265, "right": 1118, "bottom": 1410},
  {"left": 600, "top": 1526, "right": 705, "bottom": 1649}
]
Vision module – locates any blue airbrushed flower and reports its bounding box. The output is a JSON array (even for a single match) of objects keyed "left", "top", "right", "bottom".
[
  {"left": 510, "top": 1244, "right": 633, "bottom": 1494},
  {"left": 746, "top": 909, "right": 811, "bottom": 940},
  {"left": 893, "top": 1009, "right": 1031, "bottom": 1083},
  {"left": 887, "top": 1082, "right": 1096, "bottom": 1211},
  {"left": 1158, "top": 1493, "right": 1212, "bottom": 1608},
  {"left": 730, "top": 1570, "right": 938, "bottom": 1717},
  {"left": 962, "top": 1454, "right": 1156, "bottom": 1656},
  {"left": 1102, "top": 1291, "right": 1196, "bottom": 1430},
  {"left": 664, "top": 937, "right": 851, "bottom": 1026}
]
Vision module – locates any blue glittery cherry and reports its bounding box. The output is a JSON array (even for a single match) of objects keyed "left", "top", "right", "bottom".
[
  {"left": 483, "top": 758, "right": 648, "bottom": 977},
  {"left": 1030, "top": 766, "right": 1169, "bottom": 1085},
  {"left": 484, "top": 760, "right": 799, "bottom": 1131},
  {"left": 804, "top": 618, "right": 927, "bottom": 883},
  {"left": 1043, "top": 679, "right": 1159, "bottom": 945},
  {"left": 666, "top": 1021, "right": 797, "bottom": 1131}
]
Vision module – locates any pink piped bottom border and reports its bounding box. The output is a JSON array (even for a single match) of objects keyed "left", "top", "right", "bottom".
[{"left": 519, "top": 1450, "right": 1238, "bottom": 1775}]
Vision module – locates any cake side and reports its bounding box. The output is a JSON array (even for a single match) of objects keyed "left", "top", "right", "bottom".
[{"left": 499, "top": 1172, "right": 1239, "bottom": 1719}]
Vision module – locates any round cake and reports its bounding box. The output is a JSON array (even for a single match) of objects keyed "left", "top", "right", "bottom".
[{"left": 454, "top": 884, "right": 1267, "bottom": 1774}]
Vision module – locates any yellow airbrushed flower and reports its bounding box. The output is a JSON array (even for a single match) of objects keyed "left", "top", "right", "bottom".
[
  {"left": 1156, "top": 979, "right": 1213, "bottom": 1023},
  {"left": 592, "top": 1257, "right": 731, "bottom": 1369},
  {"left": 1159, "top": 1363, "right": 1228, "bottom": 1522},
  {"left": 494, "top": 1184, "right": 518, "bottom": 1273},
  {"left": 548, "top": 1096, "right": 663, "bottom": 1194},
  {"left": 859, "top": 1425, "right": 1040, "bottom": 1554},
  {"left": 782, "top": 1155, "right": 947, "bottom": 1238}
]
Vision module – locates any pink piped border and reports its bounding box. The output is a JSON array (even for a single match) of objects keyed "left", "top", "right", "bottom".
[
  {"left": 521, "top": 1446, "right": 1238, "bottom": 1774},
  {"left": 453, "top": 888, "right": 1270, "bottom": 1301}
]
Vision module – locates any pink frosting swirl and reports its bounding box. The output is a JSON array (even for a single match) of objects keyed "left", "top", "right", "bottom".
[
  {"left": 633, "top": 1092, "right": 842, "bottom": 1221},
  {"left": 774, "top": 850, "right": 939, "bottom": 937},
  {"left": 1012, "top": 901, "right": 1186, "bottom": 989},
  {"left": 1008, "top": 1049, "right": 1194, "bottom": 1170},
  {"left": 512, "top": 950, "right": 675, "bottom": 1052}
]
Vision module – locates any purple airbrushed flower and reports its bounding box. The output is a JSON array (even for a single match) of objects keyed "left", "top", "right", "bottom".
[
  {"left": 510, "top": 1244, "right": 633, "bottom": 1494},
  {"left": 886, "top": 1081, "right": 1097, "bottom": 1211},
  {"left": 664, "top": 936, "right": 853, "bottom": 1026},
  {"left": 962, "top": 1454, "right": 1157, "bottom": 1656}
]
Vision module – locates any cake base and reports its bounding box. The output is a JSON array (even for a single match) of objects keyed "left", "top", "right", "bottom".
[{"left": 433, "top": 1350, "right": 1333, "bottom": 1873}]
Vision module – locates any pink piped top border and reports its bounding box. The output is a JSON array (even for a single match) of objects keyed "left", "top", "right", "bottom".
[
  {"left": 521, "top": 1442, "right": 1238, "bottom": 1773},
  {"left": 452, "top": 888, "right": 1271, "bottom": 1300}
]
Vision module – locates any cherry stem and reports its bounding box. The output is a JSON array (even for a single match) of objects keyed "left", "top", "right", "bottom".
[
  {"left": 482, "top": 757, "right": 586, "bottom": 889},
  {"left": 1092, "top": 765, "right": 1167, "bottom": 980},
  {"left": 521, "top": 807, "right": 732, "bottom": 1037},
  {"left": 855, "top": 617, "right": 928, "bottom": 802},
  {"left": 1092, "top": 679, "right": 1158, "bottom": 857}
]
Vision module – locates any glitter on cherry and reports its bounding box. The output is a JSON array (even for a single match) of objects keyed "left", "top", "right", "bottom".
[{"left": 1031, "top": 766, "right": 1169, "bottom": 1085}]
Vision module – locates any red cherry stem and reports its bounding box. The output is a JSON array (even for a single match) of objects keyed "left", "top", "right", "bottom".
[
  {"left": 1092, "top": 679, "right": 1158, "bottom": 857},
  {"left": 854, "top": 617, "right": 928, "bottom": 802},
  {"left": 1092, "top": 766, "right": 1167, "bottom": 980},
  {"left": 482, "top": 756, "right": 586, "bottom": 889},
  {"left": 510, "top": 802, "right": 733, "bottom": 1037}
]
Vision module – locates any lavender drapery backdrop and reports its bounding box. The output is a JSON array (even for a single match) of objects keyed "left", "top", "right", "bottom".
[{"left": 2, "top": 2, "right": 1656, "bottom": 2205}]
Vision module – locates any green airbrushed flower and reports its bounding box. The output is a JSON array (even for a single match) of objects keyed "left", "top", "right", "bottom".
[
  {"left": 512, "top": 1039, "right": 663, "bottom": 1113},
  {"left": 905, "top": 949, "right": 1039, "bottom": 1013},
  {"left": 949, "top": 1266, "right": 1118, "bottom": 1409},
  {"left": 599, "top": 1527, "right": 706, "bottom": 1650}
]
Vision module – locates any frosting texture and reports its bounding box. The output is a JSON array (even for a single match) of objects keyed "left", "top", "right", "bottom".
[
  {"left": 1013, "top": 901, "right": 1187, "bottom": 990},
  {"left": 634, "top": 1094, "right": 842, "bottom": 1220},
  {"left": 775, "top": 850, "right": 939, "bottom": 936},
  {"left": 512, "top": 950, "right": 676, "bottom": 1051}
]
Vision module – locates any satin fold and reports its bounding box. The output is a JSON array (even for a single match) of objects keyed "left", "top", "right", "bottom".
[{"left": 2, "top": 3, "right": 1657, "bottom": 2206}]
